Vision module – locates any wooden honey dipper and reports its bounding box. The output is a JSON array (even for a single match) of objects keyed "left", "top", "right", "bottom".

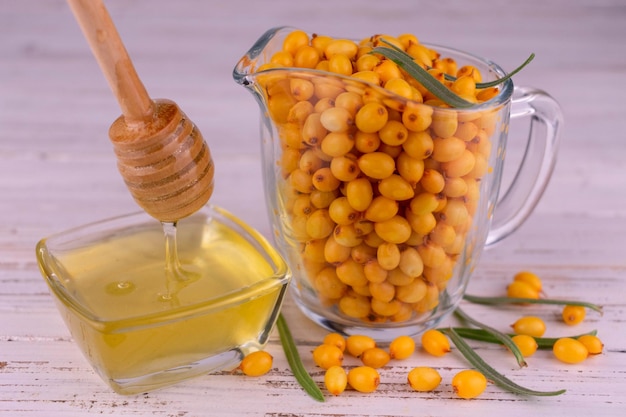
[{"left": 67, "top": 0, "right": 214, "bottom": 222}]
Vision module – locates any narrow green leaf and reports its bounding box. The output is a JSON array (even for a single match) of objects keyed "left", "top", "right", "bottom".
[
  {"left": 444, "top": 53, "right": 536, "bottom": 88},
  {"left": 443, "top": 327, "right": 598, "bottom": 349},
  {"left": 371, "top": 44, "right": 474, "bottom": 108},
  {"left": 464, "top": 294, "right": 603, "bottom": 314},
  {"left": 276, "top": 314, "right": 326, "bottom": 402},
  {"left": 443, "top": 328, "right": 566, "bottom": 396},
  {"left": 454, "top": 307, "right": 527, "bottom": 367}
]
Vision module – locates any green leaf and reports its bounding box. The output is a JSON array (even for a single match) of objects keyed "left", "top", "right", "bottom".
[
  {"left": 371, "top": 43, "right": 474, "bottom": 108},
  {"left": 443, "top": 327, "right": 598, "bottom": 349},
  {"left": 443, "top": 328, "right": 567, "bottom": 396},
  {"left": 464, "top": 294, "right": 603, "bottom": 314},
  {"left": 276, "top": 314, "right": 326, "bottom": 402},
  {"left": 454, "top": 307, "right": 527, "bottom": 367},
  {"left": 444, "top": 53, "right": 536, "bottom": 88}
]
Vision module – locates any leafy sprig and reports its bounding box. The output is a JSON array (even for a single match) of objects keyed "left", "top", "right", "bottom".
[
  {"left": 463, "top": 294, "right": 603, "bottom": 314},
  {"left": 371, "top": 39, "right": 534, "bottom": 108},
  {"left": 276, "top": 314, "right": 325, "bottom": 402},
  {"left": 443, "top": 328, "right": 567, "bottom": 396}
]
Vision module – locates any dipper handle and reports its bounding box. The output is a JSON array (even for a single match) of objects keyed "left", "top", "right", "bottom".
[{"left": 67, "top": 0, "right": 153, "bottom": 124}]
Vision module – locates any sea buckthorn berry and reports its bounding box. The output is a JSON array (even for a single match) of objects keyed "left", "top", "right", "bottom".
[
  {"left": 384, "top": 77, "right": 413, "bottom": 100},
  {"left": 357, "top": 152, "right": 396, "bottom": 179},
  {"left": 293, "top": 45, "right": 320, "bottom": 69},
  {"left": 406, "top": 43, "right": 434, "bottom": 67},
  {"left": 421, "top": 329, "right": 451, "bottom": 357},
  {"left": 443, "top": 176, "right": 468, "bottom": 198},
  {"left": 348, "top": 366, "right": 380, "bottom": 393},
  {"left": 356, "top": 54, "right": 380, "bottom": 72},
  {"left": 440, "top": 199, "right": 469, "bottom": 227},
  {"left": 346, "top": 177, "right": 374, "bottom": 212},
  {"left": 371, "top": 298, "right": 402, "bottom": 317},
  {"left": 325, "top": 39, "right": 358, "bottom": 60},
  {"left": 441, "top": 149, "right": 476, "bottom": 178},
  {"left": 417, "top": 242, "right": 447, "bottom": 269},
  {"left": 403, "top": 131, "right": 434, "bottom": 159},
  {"left": 511, "top": 316, "right": 546, "bottom": 338},
  {"left": 513, "top": 271, "right": 543, "bottom": 292},
  {"left": 396, "top": 152, "right": 425, "bottom": 185},
  {"left": 354, "top": 130, "right": 381, "bottom": 153},
  {"left": 334, "top": 224, "right": 364, "bottom": 247},
  {"left": 402, "top": 103, "right": 433, "bottom": 133},
  {"left": 302, "top": 112, "right": 327, "bottom": 146},
  {"left": 336, "top": 258, "right": 369, "bottom": 287},
  {"left": 324, "top": 234, "right": 352, "bottom": 265},
  {"left": 406, "top": 209, "right": 436, "bottom": 236},
  {"left": 379, "top": 120, "right": 409, "bottom": 146},
  {"left": 506, "top": 280, "right": 540, "bottom": 300},
  {"left": 378, "top": 175, "right": 415, "bottom": 201},
  {"left": 312, "top": 167, "right": 341, "bottom": 192},
  {"left": 299, "top": 149, "right": 324, "bottom": 174},
  {"left": 290, "top": 78, "right": 315, "bottom": 101},
  {"left": 553, "top": 337, "right": 588, "bottom": 364},
  {"left": 386, "top": 268, "right": 414, "bottom": 286},
  {"left": 314, "top": 96, "right": 336, "bottom": 113},
  {"left": 311, "top": 34, "right": 333, "bottom": 54},
  {"left": 407, "top": 366, "right": 441, "bottom": 392},
  {"left": 339, "top": 293, "right": 371, "bottom": 318},
  {"left": 420, "top": 168, "right": 445, "bottom": 194},
  {"left": 351, "top": 243, "right": 377, "bottom": 264},
  {"left": 351, "top": 70, "right": 381, "bottom": 86},
  {"left": 314, "top": 267, "right": 347, "bottom": 299},
  {"left": 329, "top": 196, "right": 360, "bottom": 226},
  {"left": 511, "top": 334, "right": 538, "bottom": 357},
  {"left": 303, "top": 239, "right": 327, "bottom": 263},
  {"left": 389, "top": 335, "right": 416, "bottom": 360},
  {"left": 355, "top": 102, "right": 389, "bottom": 133},
  {"left": 364, "top": 259, "right": 388, "bottom": 283},
  {"left": 451, "top": 75, "right": 477, "bottom": 97},
  {"left": 330, "top": 154, "right": 360, "bottom": 182},
  {"left": 289, "top": 168, "right": 314, "bottom": 193},
  {"left": 239, "top": 351, "right": 273, "bottom": 377},
  {"left": 320, "top": 107, "right": 353, "bottom": 133},
  {"left": 396, "top": 278, "right": 427, "bottom": 303},
  {"left": 452, "top": 369, "right": 487, "bottom": 399},
  {"left": 409, "top": 192, "right": 439, "bottom": 215},
  {"left": 310, "top": 190, "right": 338, "bottom": 208},
  {"left": 374, "top": 60, "right": 403, "bottom": 84},
  {"left": 431, "top": 110, "right": 458, "bottom": 138},
  {"left": 431, "top": 136, "right": 466, "bottom": 163},
  {"left": 361, "top": 347, "right": 391, "bottom": 368},
  {"left": 365, "top": 196, "right": 399, "bottom": 223},
  {"left": 376, "top": 242, "right": 401, "bottom": 271},
  {"left": 577, "top": 335, "right": 604, "bottom": 355},
  {"left": 325, "top": 365, "right": 348, "bottom": 395},
  {"left": 306, "top": 209, "right": 334, "bottom": 239},
  {"left": 374, "top": 215, "right": 412, "bottom": 244},
  {"left": 369, "top": 280, "right": 395, "bottom": 303},
  {"left": 398, "top": 246, "right": 424, "bottom": 278},
  {"left": 328, "top": 53, "right": 354, "bottom": 76},
  {"left": 282, "top": 30, "right": 309, "bottom": 55},
  {"left": 323, "top": 333, "right": 347, "bottom": 352},
  {"left": 313, "top": 344, "right": 344, "bottom": 369},
  {"left": 346, "top": 335, "right": 377, "bottom": 357},
  {"left": 562, "top": 305, "right": 586, "bottom": 326}
]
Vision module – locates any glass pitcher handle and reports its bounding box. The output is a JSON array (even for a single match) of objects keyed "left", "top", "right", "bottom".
[{"left": 485, "top": 86, "right": 563, "bottom": 246}]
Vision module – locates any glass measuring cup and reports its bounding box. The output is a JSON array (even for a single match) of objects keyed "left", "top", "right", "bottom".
[{"left": 234, "top": 27, "right": 562, "bottom": 340}]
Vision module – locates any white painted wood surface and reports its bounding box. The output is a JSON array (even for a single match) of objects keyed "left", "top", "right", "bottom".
[{"left": 1, "top": 0, "right": 625, "bottom": 415}]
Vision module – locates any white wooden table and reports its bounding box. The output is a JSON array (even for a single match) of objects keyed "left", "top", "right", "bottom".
[{"left": 1, "top": 0, "right": 625, "bottom": 415}]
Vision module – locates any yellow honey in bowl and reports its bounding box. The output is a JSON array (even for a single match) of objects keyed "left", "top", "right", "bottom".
[{"left": 37, "top": 205, "right": 290, "bottom": 394}]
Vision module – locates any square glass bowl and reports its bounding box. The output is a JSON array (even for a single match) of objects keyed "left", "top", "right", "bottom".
[{"left": 36, "top": 205, "right": 290, "bottom": 395}]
